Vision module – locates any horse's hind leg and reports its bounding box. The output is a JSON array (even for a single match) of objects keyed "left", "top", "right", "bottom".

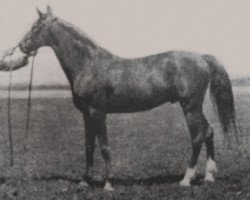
[
  {"left": 179, "top": 104, "right": 207, "bottom": 186},
  {"left": 204, "top": 126, "right": 217, "bottom": 182}
]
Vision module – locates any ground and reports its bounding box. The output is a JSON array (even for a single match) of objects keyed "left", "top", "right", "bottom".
[{"left": 0, "top": 87, "right": 249, "bottom": 200}]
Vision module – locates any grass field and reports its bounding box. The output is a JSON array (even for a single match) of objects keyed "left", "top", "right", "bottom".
[{"left": 0, "top": 88, "right": 249, "bottom": 199}]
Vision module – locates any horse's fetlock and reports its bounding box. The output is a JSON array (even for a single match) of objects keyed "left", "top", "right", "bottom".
[{"left": 85, "top": 168, "right": 94, "bottom": 179}]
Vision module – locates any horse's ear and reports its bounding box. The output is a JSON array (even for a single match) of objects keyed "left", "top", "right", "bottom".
[
  {"left": 36, "top": 7, "right": 44, "bottom": 18},
  {"left": 47, "top": 5, "right": 53, "bottom": 15}
]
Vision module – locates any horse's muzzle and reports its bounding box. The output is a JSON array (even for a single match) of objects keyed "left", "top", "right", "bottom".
[
  {"left": 19, "top": 40, "right": 33, "bottom": 54},
  {"left": 19, "top": 42, "right": 28, "bottom": 54}
]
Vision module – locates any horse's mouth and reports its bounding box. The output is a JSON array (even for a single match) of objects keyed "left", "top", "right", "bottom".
[
  {"left": 19, "top": 45, "right": 37, "bottom": 58},
  {"left": 27, "top": 50, "right": 38, "bottom": 57},
  {"left": 19, "top": 43, "right": 31, "bottom": 55}
]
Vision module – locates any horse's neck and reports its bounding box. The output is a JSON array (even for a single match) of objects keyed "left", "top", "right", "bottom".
[{"left": 49, "top": 20, "right": 108, "bottom": 84}]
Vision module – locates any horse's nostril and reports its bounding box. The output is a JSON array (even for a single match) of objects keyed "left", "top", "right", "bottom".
[
  {"left": 19, "top": 43, "right": 24, "bottom": 52},
  {"left": 19, "top": 43, "right": 28, "bottom": 54}
]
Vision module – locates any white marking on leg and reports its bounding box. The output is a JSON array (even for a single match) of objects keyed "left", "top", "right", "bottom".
[
  {"left": 204, "top": 157, "right": 217, "bottom": 182},
  {"left": 79, "top": 181, "right": 89, "bottom": 187},
  {"left": 180, "top": 166, "right": 196, "bottom": 187},
  {"left": 103, "top": 181, "right": 114, "bottom": 191}
]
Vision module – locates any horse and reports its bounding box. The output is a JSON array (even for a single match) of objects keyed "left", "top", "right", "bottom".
[{"left": 18, "top": 6, "right": 238, "bottom": 191}]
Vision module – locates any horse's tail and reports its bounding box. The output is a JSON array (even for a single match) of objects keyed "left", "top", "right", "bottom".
[{"left": 202, "top": 54, "right": 239, "bottom": 145}]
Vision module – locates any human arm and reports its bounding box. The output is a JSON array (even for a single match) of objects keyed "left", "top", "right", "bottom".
[{"left": 0, "top": 55, "right": 29, "bottom": 71}]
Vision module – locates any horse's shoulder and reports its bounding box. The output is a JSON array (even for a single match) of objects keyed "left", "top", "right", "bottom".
[{"left": 73, "top": 70, "right": 98, "bottom": 97}]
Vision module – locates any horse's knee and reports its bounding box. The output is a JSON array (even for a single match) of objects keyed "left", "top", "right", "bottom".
[
  {"left": 193, "top": 125, "right": 213, "bottom": 145},
  {"left": 100, "top": 145, "right": 111, "bottom": 160},
  {"left": 86, "top": 143, "right": 95, "bottom": 154},
  {"left": 89, "top": 107, "right": 106, "bottom": 121}
]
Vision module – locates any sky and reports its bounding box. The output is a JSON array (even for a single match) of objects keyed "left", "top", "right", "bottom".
[{"left": 0, "top": 0, "right": 250, "bottom": 86}]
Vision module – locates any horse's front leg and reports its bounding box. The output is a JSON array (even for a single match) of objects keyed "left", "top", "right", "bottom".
[
  {"left": 95, "top": 118, "right": 113, "bottom": 191},
  {"left": 83, "top": 112, "right": 96, "bottom": 184},
  {"left": 83, "top": 108, "right": 113, "bottom": 191}
]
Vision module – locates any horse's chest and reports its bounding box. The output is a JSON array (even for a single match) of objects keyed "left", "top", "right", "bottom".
[{"left": 72, "top": 73, "right": 107, "bottom": 105}]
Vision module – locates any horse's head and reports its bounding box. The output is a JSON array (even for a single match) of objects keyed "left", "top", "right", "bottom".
[{"left": 19, "top": 6, "right": 56, "bottom": 55}]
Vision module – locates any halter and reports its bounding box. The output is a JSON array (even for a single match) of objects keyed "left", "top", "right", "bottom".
[
  {"left": 3, "top": 45, "right": 19, "bottom": 166},
  {"left": 24, "top": 52, "right": 36, "bottom": 166},
  {"left": 7, "top": 52, "right": 14, "bottom": 166}
]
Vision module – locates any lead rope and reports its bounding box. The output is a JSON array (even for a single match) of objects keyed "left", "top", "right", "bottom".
[
  {"left": 24, "top": 54, "right": 36, "bottom": 173},
  {"left": 4, "top": 46, "right": 19, "bottom": 167},
  {"left": 7, "top": 55, "right": 14, "bottom": 166}
]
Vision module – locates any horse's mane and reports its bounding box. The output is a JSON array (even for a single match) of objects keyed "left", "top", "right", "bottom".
[{"left": 56, "top": 18, "right": 99, "bottom": 50}]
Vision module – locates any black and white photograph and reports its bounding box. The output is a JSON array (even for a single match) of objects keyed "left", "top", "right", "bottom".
[{"left": 0, "top": 0, "right": 249, "bottom": 199}]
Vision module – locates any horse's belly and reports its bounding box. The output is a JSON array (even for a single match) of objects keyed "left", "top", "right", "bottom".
[
  {"left": 107, "top": 100, "right": 167, "bottom": 113},
  {"left": 91, "top": 89, "right": 177, "bottom": 113}
]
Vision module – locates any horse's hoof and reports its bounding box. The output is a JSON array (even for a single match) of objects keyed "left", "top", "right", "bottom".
[
  {"left": 204, "top": 173, "right": 215, "bottom": 182},
  {"left": 206, "top": 158, "right": 218, "bottom": 173},
  {"left": 179, "top": 179, "right": 191, "bottom": 187},
  {"left": 79, "top": 181, "right": 89, "bottom": 187},
  {"left": 103, "top": 182, "right": 114, "bottom": 191}
]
